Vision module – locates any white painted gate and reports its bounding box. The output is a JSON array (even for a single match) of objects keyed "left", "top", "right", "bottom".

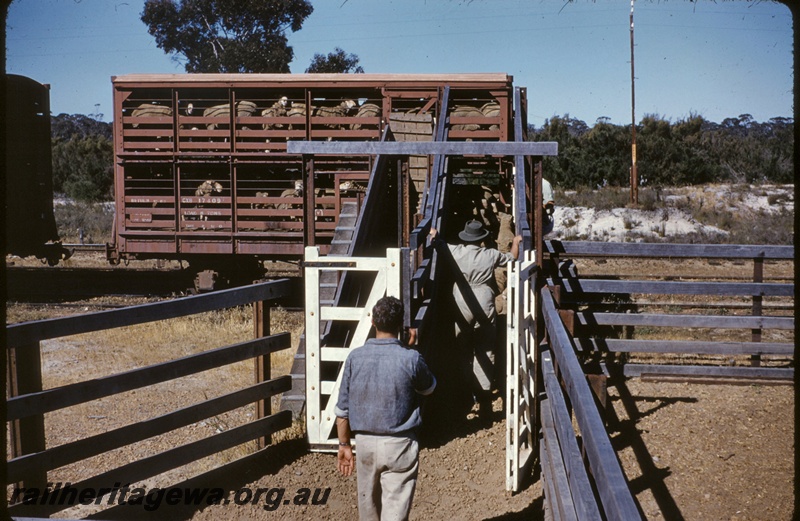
[
  {"left": 304, "top": 246, "right": 404, "bottom": 449},
  {"left": 505, "top": 249, "right": 538, "bottom": 491}
]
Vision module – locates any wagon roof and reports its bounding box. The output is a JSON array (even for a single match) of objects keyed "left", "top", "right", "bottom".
[{"left": 111, "top": 73, "right": 514, "bottom": 89}]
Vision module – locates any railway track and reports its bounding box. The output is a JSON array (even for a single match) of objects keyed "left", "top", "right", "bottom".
[
  {"left": 5, "top": 266, "right": 196, "bottom": 300},
  {"left": 5, "top": 265, "right": 304, "bottom": 304}
]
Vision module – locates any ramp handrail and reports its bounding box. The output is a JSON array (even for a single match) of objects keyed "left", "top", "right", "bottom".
[
  {"left": 513, "top": 86, "right": 533, "bottom": 251},
  {"left": 408, "top": 85, "right": 451, "bottom": 346}
]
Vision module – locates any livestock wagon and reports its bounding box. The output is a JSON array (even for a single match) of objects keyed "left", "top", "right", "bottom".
[{"left": 106, "top": 73, "right": 520, "bottom": 288}]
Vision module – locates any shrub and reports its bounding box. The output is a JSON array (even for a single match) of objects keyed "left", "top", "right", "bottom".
[
  {"left": 54, "top": 201, "right": 114, "bottom": 243},
  {"left": 556, "top": 186, "right": 631, "bottom": 210},
  {"left": 638, "top": 188, "right": 660, "bottom": 211}
]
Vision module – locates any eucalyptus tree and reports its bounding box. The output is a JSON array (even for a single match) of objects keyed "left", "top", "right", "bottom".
[{"left": 141, "top": 0, "right": 314, "bottom": 73}]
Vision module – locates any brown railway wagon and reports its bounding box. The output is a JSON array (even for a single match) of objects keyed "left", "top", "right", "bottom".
[
  {"left": 5, "top": 74, "right": 72, "bottom": 265},
  {"left": 107, "top": 73, "right": 520, "bottom": 285}
]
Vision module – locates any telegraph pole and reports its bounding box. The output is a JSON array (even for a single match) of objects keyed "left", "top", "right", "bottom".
[{"left": 630, "top": 0, "right": 639, "bottom": 205}]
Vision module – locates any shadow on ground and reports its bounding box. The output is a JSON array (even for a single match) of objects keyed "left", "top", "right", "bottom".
[{"left": 81, "top": 438, "right": 309, "bottom": 521}]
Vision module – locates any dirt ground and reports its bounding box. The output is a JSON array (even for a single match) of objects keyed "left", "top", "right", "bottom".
[
  {"left": 5, "top": 250, "right": 795, "bottom": 520},
  {"left": 6, "top": 311, "right": 794, "bottom": 520}
]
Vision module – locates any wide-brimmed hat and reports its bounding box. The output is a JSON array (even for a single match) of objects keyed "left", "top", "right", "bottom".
[{"left": 458, "top": 220, "right": 489, "bottom": 242}]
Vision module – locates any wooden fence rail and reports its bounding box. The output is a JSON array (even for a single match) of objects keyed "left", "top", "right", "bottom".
[
  {"left": 540, "top": 356, "right": 602, "bottom": 521},
  {"left": 545, "top": 240, "right": 793, "bottom": 381},
  {"left": 533, "top": 240, "right": 794, "bottom": 517},
  {"left": 6, "top": 279, "right": 289, "bottom": 347},
  {"left": 540, "top": 287, "right": 642, "bottom": 520},
  {"left": 544, "top": 241, "right": 794, "bottom": 260},
  {"left": 6, "top": 279, "right": 292, "bottom": 517}
]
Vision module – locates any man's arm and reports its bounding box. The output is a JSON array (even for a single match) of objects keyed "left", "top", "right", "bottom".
[
  {"left": 336, "top": 417, "right": 354, "bottom": 477},
  {"left": 510, "top": 234, "right": 522, "bottom": 260},
  {"left": 413, "top": 354, "right": 437, "bottom": 396},
  {"left": 334, "top": 357, "right": 354, "bottom": 477}
]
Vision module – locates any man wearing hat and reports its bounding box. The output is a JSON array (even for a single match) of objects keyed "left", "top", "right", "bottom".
[{"left": 430, "top": 220, "right": 522, "bottom": 420}]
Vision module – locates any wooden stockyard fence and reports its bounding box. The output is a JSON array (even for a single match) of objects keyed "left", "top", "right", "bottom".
[
  {"left": 6, "top": 280, "right": 293, "bottom": 518},
  {"left": 5, "top": 223, "right": 794, "bottom": 521},
  {"left": 527, "top": 240, "right": 794, "bottom": 520}
]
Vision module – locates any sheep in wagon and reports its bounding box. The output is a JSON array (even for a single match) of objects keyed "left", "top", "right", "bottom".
[
  {"left": 251, "top": 180, "right": 303, "bottom": 217},
  {"left": 129, "top": 102, "right": 173, "bottom": 150},
  {"left": 203, "top": 100, "right": 258, "bottom": 130},
  {"left": 286, "top": 102, "right": 308, "bottom": 132},
  {"left": 312, "top": 99, "right": 357, "bottom": 139},
  {"left": 252, "top": 192, "right": 269, "bottom": 210},
  {"left": 195, "top": 180, "right": 223, "bottom": 197},
  {"left": 261, "top": 96, "right": 290, "bottom": 130},
  {"left": 284, "top": 99, "right": 356, "bottom": 137},
  {"left": 480, "top": 101, "right": 501, "bottom": 131},
  {"left": 350, "top": 102, "right": 381, "bottom": 131},
  {"left": 178, "top": 102, "right": 200, "bottom": 131},
  {"left": 130, "top": 103, "right": 172, "bottom": 128},
  {"left": 182, "top": 180, "right": 223, "bottom": 227},
  {"left": 449, "top": 105, "right": 484, "bottom": 132},
  {"left": 276, "top": 180, "right": 305, "bottom": 213},
  {"left": 311, "top": 179, "right": 366, "bottom": 222},
  {"left": 251, "top": 181, "right": 304, "bottom": 225},
  {"left": 338, "top": 179, "right": 367, "bottom": 194},
  {"left": 260, "top": 96, "right": 290, "bottom": 144},
  {"left": 314, "top": 99, "right": 357, "bottom": 125}
]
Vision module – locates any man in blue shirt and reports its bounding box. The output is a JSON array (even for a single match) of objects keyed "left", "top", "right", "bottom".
[{"left": 335, "top": 296, "right": 437, "bottom": 521}]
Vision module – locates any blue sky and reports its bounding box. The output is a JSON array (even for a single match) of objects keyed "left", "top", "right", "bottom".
[{"left": 6, "top": 0, "right": 793, "bottom": 127}]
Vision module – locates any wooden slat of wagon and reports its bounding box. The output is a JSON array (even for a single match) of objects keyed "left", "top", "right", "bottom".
[
  {"left": 544, "top": 241, "right": 794, "bottom": 260},
  {"left": 8, "top": 411, "right": 292, "bottom": 518},
  {"left": 7, "top": 333, "right": 290, "bottom": 421},
  {"left": 575, "top": 312, "right": 794, "bottom": 330},
  {"left": 7, "top": 375, "right": 291, "bottom": 483},
  {"left": 574, "top": 338, "right": 793, "bottom": 356},
  {"left": 6, "top": 279, "right": 291, "bottom": 347},
  {"left": 549, "top": 278, "right": 794, "bottom": 297},
  {"left": 541, "top": 288, "right": 642, "bottom": 521}
]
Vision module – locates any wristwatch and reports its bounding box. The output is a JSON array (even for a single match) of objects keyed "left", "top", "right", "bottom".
[{"left": 339, "top": 441, "right": 351, "bottom": 447}]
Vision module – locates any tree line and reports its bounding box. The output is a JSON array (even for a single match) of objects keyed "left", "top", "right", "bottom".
[
  {"left": 50, "top": 112, "right": 793, "bottom": 203},
  {"left": 530, "top": 113, "right": 794, "bottom": 189},
  {"left": 51, "top": 114, "right": 113, "bottom": 202}
]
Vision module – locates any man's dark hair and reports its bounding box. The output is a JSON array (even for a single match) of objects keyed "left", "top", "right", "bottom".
[{"left": 372, "top": 296, "right": 404, "bottom": 334}]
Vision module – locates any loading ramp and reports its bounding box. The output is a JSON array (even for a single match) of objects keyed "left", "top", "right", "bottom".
[{"left": 284, "top": 85, "right": 559, "bottom": 496}]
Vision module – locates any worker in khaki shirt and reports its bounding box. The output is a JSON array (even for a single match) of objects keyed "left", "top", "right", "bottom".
[{"left": 430, "top": 220, "right": 521, "bottom": 421}]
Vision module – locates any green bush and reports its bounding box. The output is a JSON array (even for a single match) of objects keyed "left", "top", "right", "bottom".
[
  {"left": 531, "top": 113, "right": 793, "bottom": 188},
  {"left": 54, "top": 202, "right": 114, "bottom": 243}
]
